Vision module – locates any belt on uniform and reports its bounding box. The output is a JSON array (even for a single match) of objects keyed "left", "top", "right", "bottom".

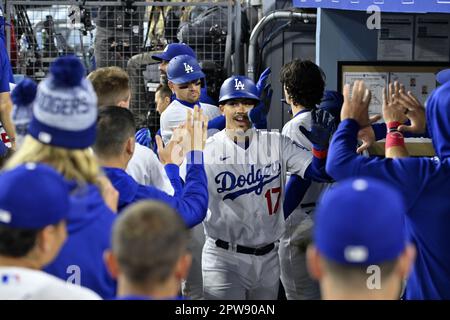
[{"left": 215, "top": 239, "right": 275, "bottom": 256}]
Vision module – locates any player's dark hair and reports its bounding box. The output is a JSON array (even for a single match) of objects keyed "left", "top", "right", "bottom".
[
  {"left": 112, "top": 200, "right": 190, "bottom": 285},
  {"left": 156, "top": 84, "right": 172, "bottom": 99},
  {"left": 280, "top": 59, "right": 325, "bottom": 109},
  {"left": 94, "top": 106, "right": 136, "bottom": 158},
  {"left": 0, "top": 225, "right": 39, "bottom": 257}
]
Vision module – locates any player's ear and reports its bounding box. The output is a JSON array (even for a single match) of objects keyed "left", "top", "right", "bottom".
[
  {"left": 164, "top": 96, "right": 171, "bottom": 106},
  {"left": 174, "top": 252, "right": 192, "bottom": 281},
  {"left": 104, "top": 250, "right": 120, "bottom": 279},
  {"left": 306, "top": 244, "right": 324, "bottom": 280},
  {"left": 168, "top": 81, "right": 175, "bottom": 93},
  {"left": 117, "top": 100, "right": 128, "bottom": 109},
  {"left": 117, "top": 92, "right": 131, "bottom": 109},
  {"left": 395, "top": 243, "right": 416, "bottom": 279},
  {"left": 36, "top": 225, "right": 56, "bottom": 254},
  {"left": 219, "top": 104, "right": 225, "bottom": 115},
  {"left": 125, "top": 137, "right": 135, "bottom": 156}
]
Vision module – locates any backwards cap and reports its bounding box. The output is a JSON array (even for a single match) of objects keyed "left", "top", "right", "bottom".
[{"left": 315, "top": 177, "right": 407, "bottom": 265}]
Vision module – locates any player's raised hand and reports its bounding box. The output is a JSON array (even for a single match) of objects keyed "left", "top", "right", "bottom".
[
  {"left": 395, "top": 89, "right": 426, "bottom": 135},
  {"left": 135, "top": 128, "right": 152, "bottom": 148},
  {"left": 184, "top": 105, "right": 208, "bottom": 152},
  {"left": 341, "top": 80, "right": 373, "bottom": 127},
  {"left": 249, "top": 84, "right": 273, "bottom": 127},
  {"left": 382, "top": 82, "right": 408, "bottom": 124},
  {"left": 356, "top": 115, "right": 381, "bottom": 154},
  {"left": 155, "top": 128, "right": 184, "bottom": 166},
  {"left": 299, "top": 108, "right": 336, "bottom": 150},
  {"left": 256, "top": 67, "right": 271, "bottom": 97}
]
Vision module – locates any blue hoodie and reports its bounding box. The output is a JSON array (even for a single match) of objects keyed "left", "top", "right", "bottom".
[
  {"left": 44, "top": 183, "right": 117, "bottom": 299},
  {"left": 0, "top": 21, "right": 14, "bottom": 92},
  {"left": 326, "top": 81, "right": 450, "bottom": 300},
  {"left": 103, "top": 151, "right": 208, "bottom": 228}
]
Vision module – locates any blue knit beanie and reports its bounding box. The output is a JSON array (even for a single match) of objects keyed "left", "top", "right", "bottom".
[{"left": 28, "top": 55, "right": 98, "bottom": 149}]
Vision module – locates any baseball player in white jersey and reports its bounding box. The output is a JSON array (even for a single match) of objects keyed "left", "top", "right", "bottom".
[
  {"left": 159, "top": 54, "right": 221, "bottom": 300},
  {"left": 201, "top": 75, "right": 332, "bottom": 300},
  {"left": 160, "top": 54, "right": 221, "bottom": 146},
  {"left": 278, "top": 60, "right": 337, "bottom": 300},
  {"left": 126, "top": 143, "right": 174, "bottom": 194},
  {"left": 87, "top": 66, "right": 174, "bottom": 194}
]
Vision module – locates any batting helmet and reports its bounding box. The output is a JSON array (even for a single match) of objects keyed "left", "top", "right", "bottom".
[
  {"left": 218, "top": 76, "right": 260, "bottom": 104},
  {"left": 151, "top": 43, "right": 197, "bottom": 62},
  {"left": 167, "top": 55, "right": 205, "bottom": 84}
]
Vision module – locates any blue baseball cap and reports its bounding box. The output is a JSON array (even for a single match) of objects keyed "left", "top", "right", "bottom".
[
  {"left": 167, "top": 55, "right": 205, "bottom": 85},
  {"left": 436, "top": 69, "right": 450, "bottom": 85},
  {"left": 0, "top": 163, "right": 70, "bottom": 229},
  {"left": 314, "top": 177, "right": 406, "bottom": 265},
  {"left": 152, "top": 43, "right": 197, "bottom": 62}
]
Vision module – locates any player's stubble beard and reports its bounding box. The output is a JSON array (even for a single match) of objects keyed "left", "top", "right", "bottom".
[
  {"left": 226, "top": 112, "right": 253, "bottom": 142},
  {"left": 160, "top": 73, "right": 168, "bottom": 85}
]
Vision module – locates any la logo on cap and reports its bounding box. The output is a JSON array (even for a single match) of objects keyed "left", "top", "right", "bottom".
[
  {"left": 234, "top": 79, "right": 245, "bottom": 90},
  {"left": 184, "top": 63, "right": 194, "bottom": 74}
]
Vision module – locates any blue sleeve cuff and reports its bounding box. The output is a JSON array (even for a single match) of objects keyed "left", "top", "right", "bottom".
[
  {"left": 341, "top": 118, "right": 360, "bottom": 135},
  {"left": 186, "top": 150, "right": 204, "bottom": 165},
  {"left": 372, "top": 123, "right": 387, "bottom": 141},
  {"left": 164, "top": 163, "right": 180, "bottom": 178}
]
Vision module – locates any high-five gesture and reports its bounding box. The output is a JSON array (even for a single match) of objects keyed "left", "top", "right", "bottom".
[
  {"left": 184, "top": 105, "right": 209, "bottom": 152},
  {"left": 383, "top": 82, "right": 408, "bottom": 124},
  {"left": 155, "top": 106, "right": 208, "bottom": 165},
  {"left": 341, "top": 80, "right": 372, "bottom": 127},
  {"left": 396, "top": 88, "right": 426, "bottom": 135}
]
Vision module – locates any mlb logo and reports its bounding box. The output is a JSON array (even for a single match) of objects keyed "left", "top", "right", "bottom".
[
  {"left": 234, "top": 79, "right": 245, "bottom": 90},
  {"left": 184, "top": 63, "right": 194, "bottom": 74},
  {"left": 0, "top": 209, "right": 11, "bottom": 224},
  {"left": 1, "top": 273, "right": 20, "bottom": 284}
]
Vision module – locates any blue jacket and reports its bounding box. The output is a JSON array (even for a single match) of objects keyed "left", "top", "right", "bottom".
[
  {"left": 326, "top": 82, "right": 450, "bottom": 300},
  {"left": 0, "top": 38, "right": 14, "bottom": 93},
  {"left": 104, "top": 151, "right": 208, "bottom": 228},
  {"left": 44, "top": 183, "right": 117, "bottom": 299}
]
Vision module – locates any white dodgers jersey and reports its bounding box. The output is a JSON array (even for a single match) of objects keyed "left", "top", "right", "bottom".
[
  {"left": 281, "top": 111, "right": 331, "bottom": 238},
  {"left": 203, "top": 129, "right": 313, "bottom": 247},
  {"left": 0, "top": 267, "right": 101, "bottom": 300},
  {"left": 160, "top": 100, "right": 221, "bottom": 145}
]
